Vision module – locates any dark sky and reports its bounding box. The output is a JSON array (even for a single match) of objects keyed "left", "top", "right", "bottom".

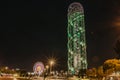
[{"left": 0, "top": 0, "right": 120, "bottom": 71}]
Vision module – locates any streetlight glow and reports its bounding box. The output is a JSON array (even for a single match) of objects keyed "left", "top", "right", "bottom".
[
  {"left": 46, "top": 65, "right": 49, "bottom": 69},
  {"left": 49, "top": 59, "right": 55, "bottom": 74},
  {"left": 45, "top": 65, "right": 49, "bottom": 75},
  {"left": 50, "top": 60, "right": 54, "bottom": 66}
]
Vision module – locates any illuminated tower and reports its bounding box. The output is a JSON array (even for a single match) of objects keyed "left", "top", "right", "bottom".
[{"left": 68, "top": 2, "right": 87, "bottom": 75}]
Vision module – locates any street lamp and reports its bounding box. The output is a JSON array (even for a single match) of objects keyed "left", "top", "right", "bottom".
[
  {"left": 46, "top": 65, "right": 49, "bottom": 74},
  {"left": 5, "top": 66, "right": 8, "bottom": 70},
  {"left": 49, "top": 60, "right": 55, "bottom": 74}
]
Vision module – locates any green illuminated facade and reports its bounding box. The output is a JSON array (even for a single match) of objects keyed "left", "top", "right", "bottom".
[{"left": 68, "top": 2, "right": 87, "bottom": 75}]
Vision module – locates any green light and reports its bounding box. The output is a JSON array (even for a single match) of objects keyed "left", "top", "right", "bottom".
[{"left": 68, "top": 2, "right": 87, "bottom": 75}]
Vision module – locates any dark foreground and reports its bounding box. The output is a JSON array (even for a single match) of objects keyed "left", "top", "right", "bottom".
[
  {"left": 0, "top": 77, "right": 67, "bottom": 80},
  {"left": 0, "top": 78, "right": 31, "bottom": 80}
]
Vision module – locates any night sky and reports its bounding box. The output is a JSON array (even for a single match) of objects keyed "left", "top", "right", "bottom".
[{"left": 0, "top": 0, "right": 120, "bottom": 71}]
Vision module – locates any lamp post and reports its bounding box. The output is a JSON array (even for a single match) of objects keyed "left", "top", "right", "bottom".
[
  {"left": 46, "top": 65, "right": 49, "bottom": 75},
  {"left": 49, "top": 60, "right": 54, "bottom": 75}
]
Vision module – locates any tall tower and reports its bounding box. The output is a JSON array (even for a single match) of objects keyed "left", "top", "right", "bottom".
[{"left": 68, "top": 2, "right": 87, "bottom": 75}]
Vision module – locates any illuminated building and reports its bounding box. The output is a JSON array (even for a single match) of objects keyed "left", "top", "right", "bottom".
[{"left": 67, "top": 2, "right": 87, "bottom": 75}]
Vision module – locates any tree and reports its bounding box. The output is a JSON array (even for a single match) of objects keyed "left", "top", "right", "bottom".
[
  {"left": 86, "top": 68, "right": 97, "bottom": 77},
  {"left": 97, "top": 66, "right": 104, "bottom": 77},
  {"left": 103, "top": 59, "right": 120, "bottom": 74}
]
